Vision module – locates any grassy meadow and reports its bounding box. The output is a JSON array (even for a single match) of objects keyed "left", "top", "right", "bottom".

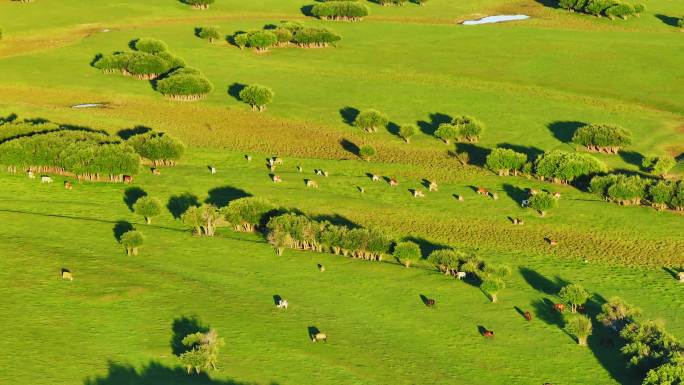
[{"left": 0, "top": 0, "right": 682, "bottom": 384}]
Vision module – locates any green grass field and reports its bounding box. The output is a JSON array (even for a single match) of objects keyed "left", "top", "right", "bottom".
[{"left": 0, "top": 0, "right": 682, "bottom": 384}]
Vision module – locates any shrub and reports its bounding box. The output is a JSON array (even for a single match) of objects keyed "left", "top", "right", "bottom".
[
  {"left": 428, "top": 249, "right": 462, "bottom": 275},
  {"left": 359, "top": 144, "right": 376, "bottom": 161},
  {"left": 648, "top": 181, "right": 675, "bottom": 211},
  {"left": 233, "top": 33, "right": 249, "bottom": 49},
  {"left": 535, "top": 150, "right": 607, "bottom": 183},
  {"left": 271, "top": 27, "right": 293, "bottom": 45},
  {"left": 182, "top": 204, "right": 221, "bottom": 236},
  {"left": 181, "top": 0, "right": 215, "bottom": 9},
  {"left": 621, "top": 321, "right": 684, "bottom": 372},
  {"left": 434, "top": 123, "right": 458, "bottom": 145},
  {"left": 354, "top": 109, "right": 388, "bottom": 133},
  {"left": 590, "top": 174, "right": 649, "bottom": 206},
  {"left": 480, "top": 277, "right": 505, "bottom": 303},
  {"left": 120, "top": 230, "right": 144, "bottom": 256},
  {"left": 127, "top": 131, "right": 185, "bottom": 166},
  {"left": 678, "top": 16, "right": 684, "bottom": 28},
  {"left": 126, "top": 53, "right": 174, "bottom": 78},
  {"left": 246, "top": 30, "right": 278, "bottom": 51},
  {"left": 572, "top": 123, "right": 632, "bottom": 153},
  {"left": 643, "top": 363, "right": 684, "bottom": 385},
  {"left": 527, "top": 191, "right": 557, "bottom": 216},
  {"left": 198, "top": 26, "right": 221, "bottom": 43},
  {"left": 605, "top": 2, "right": 635, "bottom": 19},
  {"left": 565, "top": 314, "right": 593, "bottom": 346},
  {"left": 597, "top": 297, "right": 640, "bottom": 332},
  {"left": 134, "top": 38, "right": 168, "bottom": 54},
  {"left": 292, "top": 27, "right": 341, "bottom": 47},
  {"left": 133, "top": 196, "right": 162, "bottom": 224},
  {"left": 221, "top": 197, "right": 275, "bottom": 232},
  {"left": 156, "top": 68, "right": 213, "bottom": 100},
  {"left": 486, "top": 148, "right": 527, "bottom": 176},
  {"left": 399, "top": 124, "right": 417, "bottom": 143},
  {"left": 394, "top": 241, "right": 421, "bottom": 267},
  {"left": 179, "top": 329, "right": 224, "bottom": 374},
  {"left": 558, "top": 284, "right": 590, "bottom": 313},
  {"left": 311, "top": 1, "right": 370, "bottom": 21},
  {"left": 239, "top": 85, "right": 274, "bottom": 111},
  {"left": 642, "top": 155, "right": 676, "bottom": 177},
  {"left": 452, "top": 115, "right": 484, "bottom": 142}
]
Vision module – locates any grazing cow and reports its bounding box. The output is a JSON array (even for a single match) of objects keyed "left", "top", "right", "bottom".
[
  {"left": 517, "top": 218, "right": 524, "bottom": 225},
  {"left": 273, "top": 157, "right": 283, "bottom": 165},
  {"left": 553, "top": 303, "right": 565, "bottom": 313},
  {"left": 27, "top": 171, "right": 35, "bottom": 179},
  {"left": 521, "top": 199, "right": 529, "bottom": 208},
  {"left": 64, "top": 181, "right": 73, "bottom": 190},
  {"left": 272, "top": 175, "right": 282, "bottom": 183},
  {"left": 41, "top": 176, "right": 53, "bottom": 183},
  {"left": 123, "top": 175, "right": 133, "bottom": 184},
  {"left": 456, "top": 271, "right": 467, "bottom": 280},
  {"left": 315, "top": 169, "right": 323, "bottom": 176},
  {"left": 389, "top": 178, "right": 398, "bottom": 187},
  {"left": 371, "top": 174, "right": 381, "bottom": 182},
  {"left": 413, "top": 190, "right": 425, "bottom": 198},
  {"left": 491, "top": 192, "right": 499, "bottom": 200},
  {"left": 477, "top": 187, "right": 489, "bottom": 196},
  {"left": 311, "top": 333, "right": 327, "bottom": 343},
  {"left": 61, "top": 270, "right": 74, "bottom": 281},
  {"left": 210, "top": 166, "right": 216, "bottom": 174},
  {"left": 245, "top": 155, "right": 252, "bottom": 162},
  {"left": 425, "top": 298, "right": 436, "bottom": 307},
  {"left": 524, "top": 311, "right": 532, "bottom": 321},
  {"left": 552, "top": 192, "right": 561, "bottom": 199},
  {"left": 358, "top": 187, "right": 365, "bottom": 194},
  {"left": 549, "top": 239, "right": 558, "bottom": 246},
  {"left": 483, "top": 330, "right": 494, "bottom": 338},
  {"left": 306, "top": 180, "right": 318, "bottom": 188},
  {"left": 318, "top": 264, "right": 325, "bottom": 272},
  {"left": 429, "top": 181, "right": 438, "bottom": 192},
  {"left": 678, "top": 272, "right": 684, "bottom": 282},
  {"left": 276, "top": 299, "right": 289, "bottom": 309},
  {"left": 456, "top": 195, "right": 464, "bottom": 202},
  {"left": 151, "top": 168, "right": 161, "bottom": 175}
]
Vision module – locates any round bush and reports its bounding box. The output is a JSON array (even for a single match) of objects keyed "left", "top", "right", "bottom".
[
  {"left": 239, "top": 85, "right": 274, "bottom": 111},
  {"left": 156, "top": 73, "right": 213, "bottom": 100},
  {"left": 134, "top": 38, "right": 168, "bottom": 54}
]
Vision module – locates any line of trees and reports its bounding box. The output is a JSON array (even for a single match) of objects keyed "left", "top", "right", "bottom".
[
  {"left": 572, "top": 123, "right": 632, "bottom": 153},
  {"left": 558, "top": 0, "right": 645, "bottom": 19},
  {"left": 485, "top": 148, "right": 528, "bottom": 176},
  {"left": 435, "top": 115, "right": 485, "bottom": 144},
  {"left": 534, "top": 150, "right": 607, "bottom": 184},
  {"left": 233, "top": 21, "right": 342, "bottom": 51},
  {"left": 590, "top": 173, "right": 684, "bottom": 210},
  {"left": 311, "top": 1, "right": 370, "bottom": 21}
]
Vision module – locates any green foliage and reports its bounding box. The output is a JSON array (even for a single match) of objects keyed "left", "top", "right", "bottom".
[
  {"left": 234, "top": 22, "right": 341, "bottom": 49},
  {"left": 179, "top": 329, "right": 224, "bottom": 374},
  {"left": 452, "top": 115, "right": 484, "bottom": 142},
  {"left": 485, "top": 148, "right": 527, "bottom": 176},
  {"left": 133, "top": 196, "right": 162, "bottom": 224},
  {"left": 427, "top": 249, "right": 463, "bottom": 275},
  {"left": 590, "top": 174, "right": 648, "bottom": 206},
  {"left": 621, "top": 321, "right": 684, "bottom": 373},
  {"left": 197, "top": 26, "right": 221, "bottom": 43},
  {"left": 642, "top": 363, "right": 684, "bottom": 385},
  {"left": 156, "top": 68, "right": 213, "bottom": 100},
  {"left": 181, "top": 0, "right": 215, "bottom": 9},
  {"left": 221, "top": 197, "right": 275, "bottom": 232},
  {"left": 480, "top": 277, "right": 505, "bottom": 303},
  {"left": 120, "top": 230, "right": 144, "bottom": 256},
  {"left": 398, "top": 124, "right": 417, "bottom": 143},
  {"left": 359, "top": 144, "right": 376, "bottom": 160},
  {"left": 393, "top": 241, "right": 421, "bottom": 267},
  {"left": 134, "top": 38, "right": 168, "bottom": 54},
  {"left": 482, "top": 263, "right": 511, "bottom": 279},
  {"left": 354, "top": 109, "right": 388, "bottom": 133},
  {"left": 181, "top": 204, "right": 221, "bottom": 236},
  {"left": 642, "top": 155, "right": 676, "bottom": 177},
  {"left": 527, "top": 191, "right": 557, "bottom": 216},
  {"left": 127, "top": 131, "right": 185, "bottom": 165},
  {"left": 434, "top": 123, "right": 458, "bottom": 144},
  {"left": 678, "top": 17, "right": 684, "bottom": 28},
  {"left": 572, "top": 123, "right": 632, "bottom": 152},
  {"left": 565, "top": 314, "right": 593, "bottom": 346},
  {"left": 246, "top": 30, "right": 278, "bottom": 51},
  {"left": 534, "top": 150, "right": 607, "bottom": 183},
  {"left": 311, "top": 1, "right": 370, "bottom": 21},
  {"left": 558, "top": 283, "right": 590, "bottom": 313},
  {"left": 292, "top": 27, "right": 341, "bottom": 47},
  {"left": 239, "top": 85, "right": 274, "bottom": 111},
  {"left": 597, "top": 297, "right": 640, "bottom": 331},
  {"left": 0, "top": 129, "right": 140, "bottom": 179}
]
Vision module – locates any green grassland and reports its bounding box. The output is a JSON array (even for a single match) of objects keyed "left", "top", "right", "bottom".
[{"left": 0, "top": 0, "right": 682, "bottom": 384}]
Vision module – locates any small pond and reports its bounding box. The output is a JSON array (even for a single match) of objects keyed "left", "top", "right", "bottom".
[{"left": 461, "top": 15, "right": 530, "bottom": 25}]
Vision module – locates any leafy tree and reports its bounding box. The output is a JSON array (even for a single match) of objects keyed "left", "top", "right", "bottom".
[
  {"left": 572, "top": 123, "right": 632, "bottom": 153},
  {"left": 181, "top": 0, "right": 215, "bottom": 9},
  {"left": 452, "top": 115, "right": 484, "bottom": 142},
  {"left": 535, "top": 150, "right": 607, "bottom": 183},
  {"left": 182, "top": 204, "right": 221, "bottom": 236},
  {"left": 394, "top": 241, "right": 421, "bottom": 267},
  {"left": 311, "top": 1, "right": 370, "bottom": 21},
  {"left": 643, "top": 363, "right": 684, "bottom": 385},
  {"left": 649, "top": 181, "right": 675, "bottom": 211},
  {"left": 156, "top": 68, "right": 213, "bottom": 100},
  {"left": 643, "top": 155, "right": 676, "bottom": 177},
  {"left": 482, "top": 263, "right": 511, "bottom": 279},
  {"left": 565, "top": 314, "right": 593, "bottom": 346},
  {"left": 434, "top": 123, "right": 458, "bottom": 144},
  {"left": 460, "top": 255, "right": 483, "bottom": 275},
  {"left": 597, "top": 296, "right": 641, "bottom": 332},
  {"left": 621, "top": 321, "right": 684, "bottom": 372},
  {"left": 480, "top": 277, "right": 505, "bottom": 303},
  {"left": 134, "top": 38, "right": 168, "bottom": 54},
  {"left": 590, "top": 174, "right": 649, "bottom": 206},
  {"left": 354, "top": 109, "right": 388, "bottom": 133},
  {"left": 246, "top": 30, "right": 278, "bottom": 51},
  {"left": 399, "top": 124, "right": 417, "bottom": 143},
  {"left": 527, "top": 191, "right": 557, "bottom": 216},
  {"left": 120, "top": 230, "right": 144, "bottom": 256},
  {"left": 558, "top": 283, "right": 590, "bottom": 313},
  {"left": 428, "top": 249, "right": 462, "bottom": 275},
  {"left": 291, "top": 27, "right": 341, "bottom": 47},
  {"left": 221, "top": 197, "right": 275, "bottom": 232},
  {"left": 198, "top": 26, "right": 221, "bottom": 43},
  {"left": 179, "top": 329, "right": 225, "bottom": 374},
  {"left": 133, "top": 196, "right": 162, "bottom": 224},
  {"left": 127, "top": 131, "right": 186, "bottom": 166},
  {"left": 485, "top": 148, "right": 527, "bottom": 176},
  {"left": 678, "top": 16, "right": 684, "bottom": 28},
  {"left": 239, "top": 85, "right": 274, "bottom": 111},
  {"left": 359, "top": 144, "right": 376, "bottom": 161}
]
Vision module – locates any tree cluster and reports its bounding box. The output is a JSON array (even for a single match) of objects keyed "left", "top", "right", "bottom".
[
  {"left": 434, "top": 115, "right": 484, "bottom": 144},
  {"left": 221, "top": 197, "right": 276, "bottom": 232},
  {"left": 642, "top": 155, "right": 676, "bottom": 177},
  {"left": 558, "top": 0, "right": 645, "bottom": 19},
  {"left": 590, "top": 173, "right": 684, "bottom": 210},
  {"left": 127, "top": 131, "right": 186, "bottom": 166},
  {"left": 181, "top": 0, "right": 215, "bottom": 10},
  {"left": 572, "top": 123, "right": 632, "bottom": 153},
  {"left": 181, "top": 204, "right": 221, "bottom": 236},
  {"left": 534, "top": 150, "right": 607, "bottom": 183},
  {"left": 155, "top": 67, "right": 213, "bottom": 101},
  {"left": 266, "top": 213, "right": 391, "bottom": 260},
  {"left": 0, "top": 128, "right": 140, "bottom": 181},
  {"left": 485, "top": 148, "right": 528, "bottom": 176},
  {"left": 178, "top": 329, "right": 225, "bottom": 374},
  {"left": 311, "top": 1, "right": 370, "bottom": 21},
  {"left": 233, "top": 21, "right": 342, "bottom": 51},
  {"left": 93, "top": 38, "right": 185, "bottom": 80}
]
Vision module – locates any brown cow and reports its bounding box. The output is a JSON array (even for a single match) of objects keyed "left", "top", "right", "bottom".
[
  {"left": 123, "top": 175, "right": 133, "bottom": 184},
  {"left": 477, "top": 187, "right": 489, "bottom": 196},
  {"left": 64, "top": 181, "right": 73, "bottom": 190},
  {"left": 483, "top": 330, "right": 494, "bottom": 337},
  {"left": 272, "top": 175, "right": 282, "bottom": 183},
  {"left": 524, "top": 311, "right": 532, "bottom": 321},
  {"left": 552, "top": 192, "right": 561, "bottom": 199},
  {"left": 425, "top": 298, "right": 436, "bottom": 307},
  {"left": 553, "top": 303, "right": 565, "bottom": 312},
  {"left": 549, "top": 239, "right": 558, "bottom": 246},
  {"left": 389, "top": 178, "right": 398, "bottom": 187},
  {"left": 151, "top": 168, "right": 160, "bottom": 175}
]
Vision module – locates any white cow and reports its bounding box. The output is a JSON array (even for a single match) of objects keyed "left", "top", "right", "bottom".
[
  {"left": 276, "top": 299, "right": 289, "bottom": 309},
  {"left": 521, "top": 199, "right": 529, "bottom": 208},
  {"left": 41, "top": 176, "right": 53, "bottom": 183},
  {"left": 456, "top": 272, "right": 467, "bottom": 280},
  {"left": 27, "top": 171, "right": 35, "bottom": 179}
]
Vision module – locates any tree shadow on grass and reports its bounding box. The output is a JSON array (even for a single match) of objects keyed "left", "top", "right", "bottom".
[
  {"left": 655, "top": 14, "right": 680, "bottom": 27},
  {"left": 403, "top": 236, "right": 450, "bottom": 259},
  {"left": 454, "top": 143, "right": 489, "bottom": 167},
  {"left": 503, "top": 184, "right": 527, "bottom": 204},
  {"left": 300, "top": 4, "right": 315, "bottom": 17},
  {"left": 167, "top": 193, "right": 200, "bottom": 219},
  {"left": 83, "top": 360, "right": 278, "bottom": 385},
  {"left": 113, "top": 221, "right": 134, "bottom": 242},
  {"left": 533, "top": 0, "right": 561, "bottom": 9},
  {"left": 205, "top": 186, "right": 251, "bottom": 208},
  {"left": 227, "top": 83, "right": 247, "bottom": 102},
  {"left": 339, "top": 106, "right": 360, "bottom": 126},
  {"left": 340, "top": 138, "right": 360, "bottom": 157},
  {"left": 171, "top": 315, "right": 210, "bottom": 356},
  {"left": 618, "top": 150, "right": 644, "bottom": 170},
  {"left": 497, "top": 143, "right": 544, "bottom": 161},
  {"left": 548, "top": 121, "right": 584, "bottom": 143},
  {"left": 520, "top": 267, "right": 569, "bottom": 295},
  {"left": 311, "top": 213, "right": 359, "bottom": 229},
  {"left": 531, "top": 297, "right": 565, "bottom": 329},
  {"left": 117, "top": 126, "right": 152, "bottom": 140},
  {"left": 124, "top": 187, "right": 147, "bottom": 211},
  {"left": 387, "top": 122, "right": 401, "bottom": 139},
  {"left": 417, "top": 113, "right": 452, "bottom": 136}
]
